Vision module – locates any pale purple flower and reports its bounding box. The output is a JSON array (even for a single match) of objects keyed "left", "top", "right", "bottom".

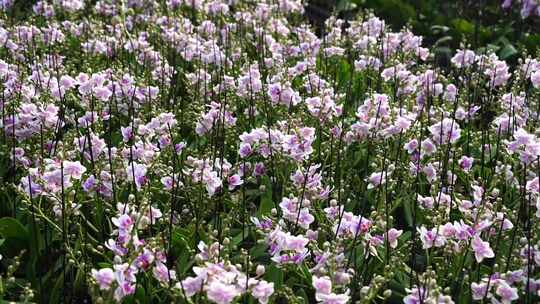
[
  {"left": 127, "top": 162, "right": 147, "bottom": 190},
  {"left": 202, "top": 169, "right": 222, "bottom": 196},
  {"left": 161, "top": 176, "right": 174, "bottom": 190},
  {"left": 471, "top": 236, "right": 494, "bottom": 263},
  {"left": 526, "top": 177, "right": 539, "bottom": 193},
  {"left": 439, "top": 222, "right": 457, "bottom": 238},
  {"left": 91, "top": 268, "right": 114, "bottom": 290},
  {"left": 443, "top": 84, "right": 457, "bottom": 101},
  {"left": 296, "top": 208, "right": 315, "bottom": 229},
  {"left": 153, "top": 262, "right": 175, "bottom": 283},
  {"left": 178, "top": 276, "right": 204, "bottom": 297},
  {"left": 502, "top": 0, "right": 512, "bottom": 9},
  {"left": 239, "top": 143, "right": 252, "bottom": 158},
  {"left": 495, "top": 281, "right": 518, "bottom": 303},
  {"left": 313, "top": 276, "right": 332, "bottom": 295},
  {"left": 175, "top": 142, "right": 186, "bottom": 153},
  {"left": 279, "top": 197, "right": 314, "bottom": 229},
  {"left": 404, "top": 139, "right": 418, "bottom": 154},
  {"left": 206, "top": 281, "right": 240, "bottom": 304},
  {"left": 113, "top": 263, "right": 138, "bottom": 284},
  {"left": 227, "top": 174, "right": 243, "bottom": 190},
  {"left": 459, "top": 156, "right": 474, "bottom": 172},
  {"left": 121, "top": 126, "right": 133, "bottom": 143},
  {"left": 536, "top": 197, "right": 540, "bottom": 218},
  {"left": 114, "top": 281, "right": 136, "bottom": 302},
  {"left": 105, "top": 239, "right": 128, "bottom": 256},
  {"left": 418, "top": 226, "right": 446, "bottom": 249},
  {"left": 386, "top": 228, "right": 403, "bottom": 248},
  {"left": 531, "top": 70, "right": 540, "bottom": 88},
  {"left": 429, "top": 118, "right": 461, "bottom": 145},
  {"left": 422, "top": 163, "right": 437, "bottom": 183},
  {"left": 506, "top": 270, "right": 524, "bottom": 284},
  {"left": 60, "top": 75, "right": 77, "bottom": 89},
  {"left": 420, "top": 139, "right": 437, "bottom": 156},
  {"left": 112, "top": 214, "right": 134, "bottom": 232},
  {"left": 93, "top": 86, "right": 112, "bottom": 101},
  {"left": 254, "top": 162, "right": 266, "bottom": 177},
  {"left": 317, "top": 292, "right": 350, "bottom": 304},
  {"left": 285, "top": 234, "right": 310, "bottom": 253},
  {"left": 453, "top": 221, "right": 475, "bottom": 240},
  {"left": 403, "top": 287, "right": 426, "bottom": 304},
  {"left": 485, "top": 58, "right": 511, "bottom": 87},
  {"left": 451, "top": 49, "right": 476, "bottom": 68},
  {"left": 418, "top": 195, "right": 435, "bottom": 209},
  {"left": 63, "top": 161, "right": 86, "bottom": 180},
  {"left": 367, "top": 171, "right": 388, "bottom": 189},
  {"left": 135, "top": 249, "right": 155, "bottom": 270},
  {"left": 82, "top": 175, "right": 96, "bottom": 192},
  {"left": 471, "top": 282, "right": 488, "bottom": 300},
  {"left": 144, "top": 206, "right": 163, "bottom": 225},
  {"left": 251, "top": 280, "right": 274, "bottom": 304}
]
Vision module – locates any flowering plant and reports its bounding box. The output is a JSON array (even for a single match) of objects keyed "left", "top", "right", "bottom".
[{"left": 0, "top": 0, "right": 539, "bottom": 303}]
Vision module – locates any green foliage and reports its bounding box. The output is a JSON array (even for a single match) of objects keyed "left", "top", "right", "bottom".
[{"left": 335, "top": 0, "right": 540, "bottom": 65}]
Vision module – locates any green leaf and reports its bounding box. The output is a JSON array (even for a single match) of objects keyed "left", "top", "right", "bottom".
[
  {"left": 499, "top": 44, "right": 517, "bottom": 59},
  {"left": 451, "top": 19, "right": 474, "bottom": 35},
  {"left": 336, "top": 0, "right": 357, "bottom": 13},
  {"left": 258, "top": 178, "right": 274, "bottom": 216},
  {"left": 171, "top": 228, "right": 194, "bottom": 275},
  {"left": 232, "top": 231, "right": 245, "bottom": 247},
  {"left": 172, "top": 229, "right": 191, "bottom": 254},
  {"left": 431, "top": 25, "right": 450, "bottom": 33},
  {"left": 402, "top": 199, "right": 413, "bottom": 228},
  {"left": 299, "top": 264, "right": 312, "bottom": 285},
  {"left": 387, "top": 279, "right": 407, "bottom": 300},
  {"left": 0, "top": 218, "right": 29, "bottom": 241},
  {"left": 49, "top": 271, "right": 64, "bottom": 304},
  {"left": 524, "top": 34, "right": 540, "bottom": 52},
  {"left": 97, "top": 262, "right": 112, "bottom": 268},
  {"left": 135, "top": 287, "right": 147, "bottom": 304},
  {"left": 295, "top": 287, "right": 310, "bottom": 304},
  {"left": 249, "top": 243, "right": 268, "bottom": 260},
  {"left": 73, "top": 267, "right": 85, "bottom": 294},
  {"left": 264, "top": 265, "right": 283, "bottom": 288},
  {"left": 434, "top": 36, "right": 453, "bottom": 47}
]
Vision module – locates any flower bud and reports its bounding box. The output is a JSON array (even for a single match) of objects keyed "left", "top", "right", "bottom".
[{"left": 256, "top": 265, "right": 265, "bottom": 276}]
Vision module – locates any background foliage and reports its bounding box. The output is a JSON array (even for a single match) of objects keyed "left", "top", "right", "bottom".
[{"left": 308, "top": 0, "right": 540, "bottom": 65}]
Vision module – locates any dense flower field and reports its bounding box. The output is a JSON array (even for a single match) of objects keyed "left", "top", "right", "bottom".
[{"left": 0, "top": 0, "right": 539, "bottom": 303}]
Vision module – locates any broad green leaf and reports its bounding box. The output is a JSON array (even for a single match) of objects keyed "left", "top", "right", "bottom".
[
  {"left": 135, "top": 286, "right": 147, "bottom": 304},
  {"left": 451, "top": 19, "right": 474, "bottom": 35},
  {"left": 263, "top": 265, "right": 283, "bottom": 288},
  {"left": 499, "top": 44, "right": 517, "bottom": 59},
  {"left": 0, "top": 217, "right": 29, "bottom": 241},
  {"left": 249, "top": 243, "right": 268, "bottom": 260}
]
